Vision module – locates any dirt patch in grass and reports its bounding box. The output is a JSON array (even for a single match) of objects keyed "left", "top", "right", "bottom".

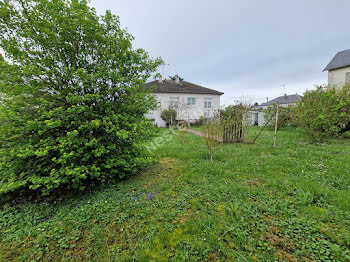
[{"left": 244, "top": 179, "right": 266, "bottom": 188}]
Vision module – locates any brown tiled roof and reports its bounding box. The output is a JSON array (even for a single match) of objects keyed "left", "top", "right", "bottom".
[{"left": 144, "top": 80, "right": 224, "bottom": 95}]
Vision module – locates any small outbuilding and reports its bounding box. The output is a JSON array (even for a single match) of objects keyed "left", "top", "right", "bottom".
[{"left": 250, "top": 94, "right": 302, "bottom": 126}]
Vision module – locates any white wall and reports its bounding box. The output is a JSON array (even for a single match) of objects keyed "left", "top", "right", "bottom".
[
  {"left": 257, "top": 111, "right": 266, "bottom": 126},
  {"left": 249, "top": 111, "right": 267, "bottom": 127},
  {"left": 145, "top": 93, "right": 221, "bottom": 127},
  {"left": 328, "top": 66, "right": 350, "bottom": 88}
]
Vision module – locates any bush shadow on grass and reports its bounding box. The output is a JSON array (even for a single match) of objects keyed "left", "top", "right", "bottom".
[{"left": 0, "top": 164, "right": 160, "bottom": 208}]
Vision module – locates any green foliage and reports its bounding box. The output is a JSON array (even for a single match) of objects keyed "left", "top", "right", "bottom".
[
  {"left": 293, "top": 86, "right": 350, "bottom": 141},
  {"left": 191, "top": 116, "right": 205, "bottom": 127},
  {"left": 1, "top": 127, "right": 350, "bottom": 261},
  {"left": 220, "top": 104, "right": 250, "bottom": 142},
  {"left": 265, "top": 104, "right": 293, "bottom": 128},
  {"left": 168, "top": 74, "right": 184, "bottom": 81},
  {"left": 0, "top": 0, "right": 162, "bottom": 195},
  {"left": 160, "top": 109, "right": 177, "bottom": 127},
  {"left": 342, "top": 131, "right": 350, "bottom": 139}
]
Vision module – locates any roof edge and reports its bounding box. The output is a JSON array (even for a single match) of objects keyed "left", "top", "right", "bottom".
[
  {"left": 151, "top": 90, "right": 224, "bottom": 95},
  {"left": 323, "top": 64, "right": 350, "bottom": 72}
]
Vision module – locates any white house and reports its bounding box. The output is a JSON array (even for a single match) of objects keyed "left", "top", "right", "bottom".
[
  {"left": 250, "top": 94, "right": 302, "bottom": 126},
  {"left": 144, "top": 75, "right": 223, "bottom": 127},
  {"left": 323, "top": 49, "right": 350, "bottom": 88}
]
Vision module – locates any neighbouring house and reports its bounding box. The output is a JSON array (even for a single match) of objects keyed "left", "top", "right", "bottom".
[
  {"left": 144, "top": 75, "right": 223, "bottom": 127},
  {"left": 323, "top": 49, "right": 350, "bottom": 88},
  {"left": 250, "top": 94, "right": 302, "bottom": 126}
]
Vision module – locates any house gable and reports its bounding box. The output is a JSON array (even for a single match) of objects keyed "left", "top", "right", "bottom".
[{"left": 323, "top": 49, "right": 350, "bottom": 72}]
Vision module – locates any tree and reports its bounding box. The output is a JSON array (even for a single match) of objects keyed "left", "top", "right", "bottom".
[
  {"left": 0, "top": 0, "right": 163, "bottom": 195},
  {"left": 160, "top": 109, "right": 177, "bottom": 127},
  {"left": 293, "top": 85, "right": 350, "bottom": 141},
  {"left": 168, "top": 74, "right": 184, "bottom": 81}
]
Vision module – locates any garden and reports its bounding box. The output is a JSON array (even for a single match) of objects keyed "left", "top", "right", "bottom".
[
  {"left": 0, "top": 0, "right": 350, "bottom": 261},
  {"left": 0, "top": 127, "right": 349, "bottom": 261}
]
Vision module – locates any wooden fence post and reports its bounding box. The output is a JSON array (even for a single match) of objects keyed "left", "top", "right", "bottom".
[{"left": 274, "top": 103, "right": 280, "bottom": 147}]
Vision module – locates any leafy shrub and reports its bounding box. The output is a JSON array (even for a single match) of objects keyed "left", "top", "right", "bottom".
[
  {"left": 293, "top": 86, "right": 350, "bottom": 141},
  {"left": 265, "top": 104, "right": 293, "bottom": 128},
  {"left": 160, "top": 109, "right": 177, "bottom": 127},
  {"left": 220, "top": 104, "right": 250, "bottom": 142},
  {"left": 0, "top": 0, "right": 162, "bottom": 195},
  {"left": 342, "top": 131, "right": 350, "bottom": 139},
  {"left": 191, "top": 116, "right": 205, "bottom": 127}
]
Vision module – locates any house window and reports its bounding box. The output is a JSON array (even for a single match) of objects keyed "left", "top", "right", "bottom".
[
  {"left": 204, "top": 98, "right": 212, "bottom": 109},
  {"left": 169, "top": 97, "right": 179, "bottom": 108},
  {"left": 346, "top": 72, "right": 350, "bottom": 84},
  {"left": 187, "top": 97, "right": 196, "bottom": 106}
]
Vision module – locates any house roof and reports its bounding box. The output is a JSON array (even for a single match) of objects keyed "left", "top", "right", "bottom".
[
  {"left": 144, "top": 79, "right": 224, "bottom": 95},
  {"left": 323, "top": 49, "right": 350, "bottom": 71},
  {"left": 255, "top": 94, "right": 302, "bottom": 108}
]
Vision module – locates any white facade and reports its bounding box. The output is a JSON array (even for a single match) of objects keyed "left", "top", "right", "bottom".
[
  {"left": 145, "top": 93, "right": 221, "bottom": 127},
  {"left": 249, "top": 111, "right": 267, "bottom": 127},
  {"left": 250, "top": 100, "right": 299, "bottom": 127},
  {"left": 328, "top": 66, "right": 350, "bottom": 88}
]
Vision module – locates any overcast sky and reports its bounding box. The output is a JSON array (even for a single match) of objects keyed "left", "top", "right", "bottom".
[{"left": 91, "top": 0, "right": 350, "bottom": 105}]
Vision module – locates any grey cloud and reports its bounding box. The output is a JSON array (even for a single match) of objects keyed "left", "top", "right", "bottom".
[{"left": 91, "top": 0, "right": 350, "bottom": 104}]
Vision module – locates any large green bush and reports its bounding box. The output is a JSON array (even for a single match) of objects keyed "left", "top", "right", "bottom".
[
  {"left": 293, "top": 86, "right": 350, "bottom": 141},
  {"left": 0, "top": 0, "right": 162, "bottom": 195}
]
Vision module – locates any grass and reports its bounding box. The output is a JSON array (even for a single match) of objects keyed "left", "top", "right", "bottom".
[{"left": 0, "top": 127, "right": 349, "bottom": 261}]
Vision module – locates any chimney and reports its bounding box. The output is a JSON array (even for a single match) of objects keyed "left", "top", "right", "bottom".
[
  {"left": 175, "top": 74, "right": 180, "bottom": 84},
  {"left": 266, "top": 97, "right": 269, "bottom": 103}
]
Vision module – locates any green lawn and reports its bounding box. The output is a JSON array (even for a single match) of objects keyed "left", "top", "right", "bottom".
[{"left": 1, "top": 127, "right": 350, "bottom": 261}]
